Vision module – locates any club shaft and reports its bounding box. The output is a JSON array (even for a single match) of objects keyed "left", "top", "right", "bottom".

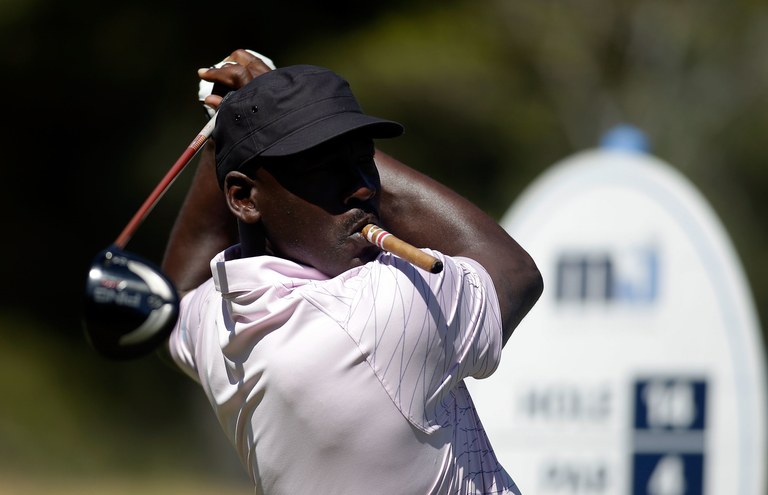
[
  {"left": 362, "top": 224, "right": 443, "bottom": 274},
  {"left": 114, "top": 116, "right": 217, "bottom": 249}
]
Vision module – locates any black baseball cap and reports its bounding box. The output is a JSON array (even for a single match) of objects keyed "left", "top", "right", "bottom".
[{"left": 212, "top": 65, "right": 404, "bottom": 186}]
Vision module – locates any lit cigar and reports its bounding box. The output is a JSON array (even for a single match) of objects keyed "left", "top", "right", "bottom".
[{"left": 362, "top": 224, "right": 443, "bottom": 274}]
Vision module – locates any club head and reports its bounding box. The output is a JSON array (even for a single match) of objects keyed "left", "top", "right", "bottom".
[{"left": 83, "top": 245, "right": 179, "bottom": 360}]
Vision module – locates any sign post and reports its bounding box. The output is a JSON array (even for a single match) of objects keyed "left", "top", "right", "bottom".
[{"left": 469, "top": 127, "right": 767, "bottom": 494}]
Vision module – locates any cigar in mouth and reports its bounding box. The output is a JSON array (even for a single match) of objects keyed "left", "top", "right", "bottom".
[{"left": 361, "top": 224, "right": 443, "bottom": 274}]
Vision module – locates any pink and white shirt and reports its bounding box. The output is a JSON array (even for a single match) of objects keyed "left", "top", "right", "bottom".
[{"left": 170, "top": 246, "right": 521, "bottom": 495}]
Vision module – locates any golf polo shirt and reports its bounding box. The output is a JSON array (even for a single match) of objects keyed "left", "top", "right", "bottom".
[{"left": 169, "top": 246, "right": 521, "bottom": 495}]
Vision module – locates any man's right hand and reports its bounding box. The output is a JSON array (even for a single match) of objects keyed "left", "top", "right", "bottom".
[{"left": 198, "top": 49, "right": 276, "bottom": 115}]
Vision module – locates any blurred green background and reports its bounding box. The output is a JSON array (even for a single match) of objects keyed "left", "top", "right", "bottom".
[{"left": 2, "top": 0, "right": 767, "bottom": 492}]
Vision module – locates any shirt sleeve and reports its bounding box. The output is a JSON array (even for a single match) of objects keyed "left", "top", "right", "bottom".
[
  {"left": 168, "top": 278, "right": 217, "bottom": 383},
  {"left": 344, "top": 250, "right": 504, "bottom": 433}
]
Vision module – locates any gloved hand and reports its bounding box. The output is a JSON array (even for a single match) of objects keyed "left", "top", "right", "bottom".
[{"left": 198, "top": 49, "right": 277, "bottom": 118}]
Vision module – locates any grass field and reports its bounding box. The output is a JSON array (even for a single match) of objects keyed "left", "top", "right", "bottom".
[
  {"left": 0, "top": 475, "right": 253, "bottom": 495},
  {"left": 0, "top": 311, "right": 253, "bottom": 495}
]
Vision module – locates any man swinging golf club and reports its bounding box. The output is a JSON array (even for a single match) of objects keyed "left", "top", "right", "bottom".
[{"left": 91, "top": 48, "right": 543, "bottom": 494}]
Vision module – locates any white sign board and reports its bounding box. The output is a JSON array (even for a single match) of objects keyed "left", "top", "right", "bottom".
[{"left": 468, "top": 147, "right": 766, "bottom": 494}]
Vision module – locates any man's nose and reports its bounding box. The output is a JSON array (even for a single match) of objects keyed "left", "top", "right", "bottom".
[
  {"left": 344, "top": 172, "right": 377, "bottom": 205},
  {"left": 344, "top": 182, "right": 376, "bottom": 204}
]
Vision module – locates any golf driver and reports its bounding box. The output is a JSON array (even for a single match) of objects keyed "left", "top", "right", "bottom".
[
  {"left": 83, "top": 111, "right": 219, "bottom": 360},
  {"left": 83, "top": 52, "right": 273, "bottom": 360}
]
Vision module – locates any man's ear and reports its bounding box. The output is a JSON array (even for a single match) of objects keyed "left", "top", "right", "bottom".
[{"left": 224, "top": 171, "right": 262, "bottom": 224}]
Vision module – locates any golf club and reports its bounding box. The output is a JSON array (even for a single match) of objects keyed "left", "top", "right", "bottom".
[
  {"left": 82, "top": 112, "right": 219, "bottom": 360},
  {"left": 82, "top": 54, "right": 267, "bottom": 360}
]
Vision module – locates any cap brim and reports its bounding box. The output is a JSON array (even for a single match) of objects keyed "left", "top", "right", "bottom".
[{"left": 259, "top": 112, "right": 404, "bottom": 157}]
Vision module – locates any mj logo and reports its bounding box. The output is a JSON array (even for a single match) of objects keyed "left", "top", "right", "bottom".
[{"left": 555, "top": 246, "right": 659, "bottom": 304}]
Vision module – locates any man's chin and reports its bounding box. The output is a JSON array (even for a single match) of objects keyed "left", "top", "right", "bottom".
[
  {"left": 342, "top": 245, "right": 380, "bottom": 274},
  {"left": 359, "top": 244, "right": 381, "bottom": 264}
]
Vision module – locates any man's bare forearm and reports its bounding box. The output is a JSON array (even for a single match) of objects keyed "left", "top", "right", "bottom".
[
  {"left": 375, "top": 149, "right": 543, "bottom": 342},
  {"left": 161, "top": 143, "right": 237, "bottom": 297}
]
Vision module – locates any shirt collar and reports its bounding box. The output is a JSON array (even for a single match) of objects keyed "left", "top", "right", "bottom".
[{"left": 210, "top": 245, "right": 330, "bottom": 299}]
